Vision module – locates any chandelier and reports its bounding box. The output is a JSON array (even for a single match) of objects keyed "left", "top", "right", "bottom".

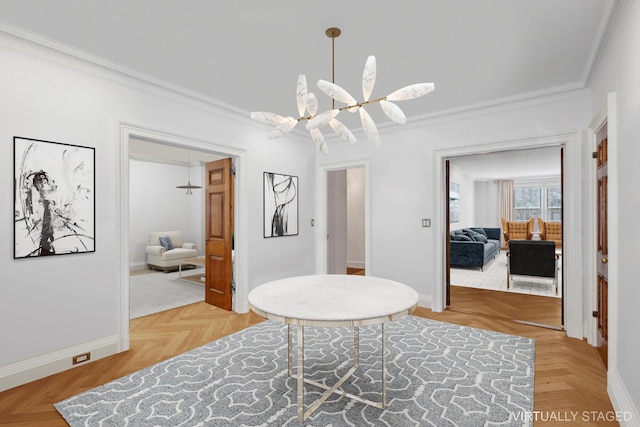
[
  {"left": 251, "top": 27, "right": 435, "bottom": 154},
  {"left": 176, "top": 152, "right": 202, "bottom": 195}
]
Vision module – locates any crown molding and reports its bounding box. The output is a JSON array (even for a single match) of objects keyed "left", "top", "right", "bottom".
[
  {"left": 398, "top": 84, "right": 590, "bottom": 131},
  {"left": 0, "top": 19, "right": 597, "bottom": 143},
  {"left": 583, "top": 0, "right": 630, "bottom": 86},
  {"left": 0, "top": 21, "right": 259, "bottom": 126}
]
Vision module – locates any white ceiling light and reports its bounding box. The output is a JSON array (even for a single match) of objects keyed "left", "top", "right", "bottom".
[{"left": 251, "top": 27, "right": 435, "bottom": 154}]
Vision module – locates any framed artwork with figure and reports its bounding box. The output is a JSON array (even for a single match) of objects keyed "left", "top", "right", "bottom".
[
  {"left": 263, "top": 172, "right": 298, "bottom": 238},
  {"left": 13, "top": 136, "right": 95, "bottom": 258}
]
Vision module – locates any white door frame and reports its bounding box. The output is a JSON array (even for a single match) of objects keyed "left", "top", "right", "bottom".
[
  {"left": 433, "top": 134, "right": 585, "bottom": 339},
  {"left": 116, "top": 123, "right": 248, "bottom": 352},
  {"left": 315, "top": 159, "right": 372, "bottom": 275}
]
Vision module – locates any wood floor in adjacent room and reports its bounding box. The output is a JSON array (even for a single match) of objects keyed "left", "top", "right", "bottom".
[
  {"left": 449, "top": 284, "right": 563, "bottom": 328},
  {"left": 0, "top": 287, "right": 616, "bottom": 426}
]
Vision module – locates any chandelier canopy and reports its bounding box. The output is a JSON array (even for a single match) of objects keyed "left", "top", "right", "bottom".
[{"left": 251, "top": 27, "right": 435, "bottom": 154}]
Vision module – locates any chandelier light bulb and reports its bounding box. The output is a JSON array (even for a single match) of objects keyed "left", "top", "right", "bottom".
[
  {"left": 362, "top": 55, "right": 376, "bottom": 102},
  {"left": 386, "top": 83, "right": 435, "bottom": 101},
  {"left": 296, "top": 75, "right": 308, "bottom": 117},
  {"left": 380, "top": 100, "right": 407, "bottom": 124}
]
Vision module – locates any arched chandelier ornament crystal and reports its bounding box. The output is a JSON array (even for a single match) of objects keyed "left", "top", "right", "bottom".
[{"left": 251, "top": 27, "right": 435, "bottom": 154}]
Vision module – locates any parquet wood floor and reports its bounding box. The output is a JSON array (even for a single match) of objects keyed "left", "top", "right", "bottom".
[
  {"left": 0, "top": 288, "right": 617, "bottom": 426},
  {"left": 449, "top": 284, "right": 563, "bottom": 327}
]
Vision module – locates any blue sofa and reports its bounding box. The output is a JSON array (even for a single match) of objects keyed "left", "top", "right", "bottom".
[{"left": 450, "top": 227, "right": 501, "bottom": 270}]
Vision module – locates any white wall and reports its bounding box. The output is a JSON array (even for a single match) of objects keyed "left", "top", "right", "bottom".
[
  {"left": 0, "top": 30, "right": 316, "bottom": 390},
  {"left": 129, "top": 160, "right": 204, "bottom": 268},
  {"left": 317, "top": 89, "right": 591, "bottom": 307},
  {"left": 474, "top": 180, "right": 499, "bottom": 228},
  {"left": 588, "top": 0, "right": 640, "bottom": 420},
  {"left": 448, "top": 165, "right": 476, "bottom": 230}
]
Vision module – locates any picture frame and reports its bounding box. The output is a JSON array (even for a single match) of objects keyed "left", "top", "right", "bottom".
[
  {"left": 13, "top": 136, "right": 95, "bottom": 258},
  {"left": 263, "top": 172, "right": 298, "bottom": 238}
]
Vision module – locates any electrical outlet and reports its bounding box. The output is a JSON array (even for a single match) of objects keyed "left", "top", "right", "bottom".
[
  {"left": 422, "top": 218, "right": 431, "bottom": 227},
  {"left": 72, "top": 352, "right": 91, "bottom": 365}
]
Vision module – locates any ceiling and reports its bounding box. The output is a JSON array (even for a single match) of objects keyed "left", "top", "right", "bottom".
[
  {"left": 449, "top": 146, "right": 561, "bottom": 181},
  {"left": 1, "top": 0, "right": 615, "bottom": 131},
  {"left": 0, "top": 1, "right": 615, "bottom": 171},
  {"left": 129, "top": 138, "right": 223, "bottom": 165}
]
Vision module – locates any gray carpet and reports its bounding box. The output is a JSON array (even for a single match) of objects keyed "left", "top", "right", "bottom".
[
  {"left": 129, "top": 269, "right": 204, "bottom": 319},
  {"left": 55, "top": 316, "right": 534, "bottom": 426}
]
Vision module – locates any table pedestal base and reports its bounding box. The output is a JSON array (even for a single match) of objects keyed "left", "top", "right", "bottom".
[{"left": 287, "top": 324, "right": 386, "bottom": 421}]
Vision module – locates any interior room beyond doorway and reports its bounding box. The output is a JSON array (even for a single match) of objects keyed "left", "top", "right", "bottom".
[
  {"left": 327, "top": 167, "right": 365, "bottom": 275},
  {"left": 447, "top": 146, "right": 564, "bottom": 329}
]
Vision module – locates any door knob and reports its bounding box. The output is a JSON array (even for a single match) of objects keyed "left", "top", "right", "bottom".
[{"left": 601, "top": 257, "right": 608, "bottom": 264}]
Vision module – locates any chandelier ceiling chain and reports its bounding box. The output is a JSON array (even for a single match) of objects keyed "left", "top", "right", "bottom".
[{"left": 250, "top": 27, "right": 435, "bottom": 154}]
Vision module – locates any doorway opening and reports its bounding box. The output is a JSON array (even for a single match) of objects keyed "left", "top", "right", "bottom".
[
  {"left": 128, "top": 139, "right": 234, "bottom": 316},
  {"left": 316, "top": 159, "right": 371, "bottom": 275},
  {"left": 433, "top": 133, "right": 586, "bottom": 340},
  {"left": 445, "top": 147, "right": 564, "bottom": 329},
  {"left": 327, "top": 167, "right": 366, "bottom": 275},
  {"left": 118, "top": 124, "right": 247, "bottom": 352}
]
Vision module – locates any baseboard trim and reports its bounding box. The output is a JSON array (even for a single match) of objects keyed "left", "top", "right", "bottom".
[
  {"left": 608, "top": 368, "right": 640, "bottom": 426},
  {"left": 418, "top": 293, "right": 432, "bottom": 310},
  {"left": 0, "top": 336, "right": 120, "bottom": 392},
  {"left": 129, "top": 262, "right": 148, "bottom": 271},
  {"left": 346, "top": 261, "right": 365, "bottom": 269}
]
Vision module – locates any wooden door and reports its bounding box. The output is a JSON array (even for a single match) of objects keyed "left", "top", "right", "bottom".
[
  {"left": 595, "top": 125, "right": 608, "bottom": 368},
  {"left": 205, "top": 158, "right": 234, "bottom": 311}
]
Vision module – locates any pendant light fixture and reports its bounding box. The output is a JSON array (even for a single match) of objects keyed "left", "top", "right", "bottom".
[
  {"left": 176, "top": 151, "right": 202, "bottom": 195},
  {"left": 251, "top": 27, "right": 435, "bottom": 153}
]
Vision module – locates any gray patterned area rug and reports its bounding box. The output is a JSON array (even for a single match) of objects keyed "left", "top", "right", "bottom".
[{"left": 55, "top": 316, "right": 534, "bottom": 426}]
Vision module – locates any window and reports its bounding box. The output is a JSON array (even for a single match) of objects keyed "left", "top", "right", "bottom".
[
  {"left": 546, "top": 185, "right": 562, "bottom": 221},
  {"left": 514, "top": 187, "right": 541, "bottom": 220},
  {"left": 513, "top": 181, "right": 561, "bottom": 222}
]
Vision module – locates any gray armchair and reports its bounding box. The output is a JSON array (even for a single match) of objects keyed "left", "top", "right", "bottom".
[{"left": 507, "top": 240, "right": 559, "bottom": 294}]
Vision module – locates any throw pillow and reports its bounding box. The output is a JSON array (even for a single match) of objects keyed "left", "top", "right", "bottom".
[
  {"left": 474, "top": 233, "right": 488, "bottom": 243},
  {"left": 471, "top": 227, "right": 488, "bottom": 237},
  {"left": 451, "top": 234, "right": 472, "bottom": 241},
  {"left": 462, "top": 229, "right": 480, "bottom": 241},
  {"left": 159, "top": 235, "right": 174, "bottom": 251}
]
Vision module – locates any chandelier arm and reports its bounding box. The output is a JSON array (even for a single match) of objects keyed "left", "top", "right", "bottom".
[{"left": 297, "top": 96, "right": 387, "bottom": 122}]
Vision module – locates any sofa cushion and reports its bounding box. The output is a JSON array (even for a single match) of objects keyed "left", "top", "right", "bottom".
[
  {"left": 161, "top": 248, "right": 198, "bottom": 261},
  {"left": 159, "top": 235, "right": 174, "bottom": 251},
  {"left": 486, "top": 239, "right": 500, "bottom": 252}
]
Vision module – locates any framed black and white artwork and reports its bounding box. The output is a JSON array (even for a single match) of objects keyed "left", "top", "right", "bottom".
[
  {"left": 13, "top": 137, "right": 95, "bottom": 258},
  {"left": 263, "top": 172, "right": 298, "bottom": 238}
]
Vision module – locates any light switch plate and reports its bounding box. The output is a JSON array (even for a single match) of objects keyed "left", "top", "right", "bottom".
[{"left": 422, "top": 218, "right": 431, "bottom": 227}]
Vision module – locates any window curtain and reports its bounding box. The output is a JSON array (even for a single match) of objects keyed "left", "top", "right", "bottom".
[{"left": 499, "top": 180, "right": 514, "bottom": 247}]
